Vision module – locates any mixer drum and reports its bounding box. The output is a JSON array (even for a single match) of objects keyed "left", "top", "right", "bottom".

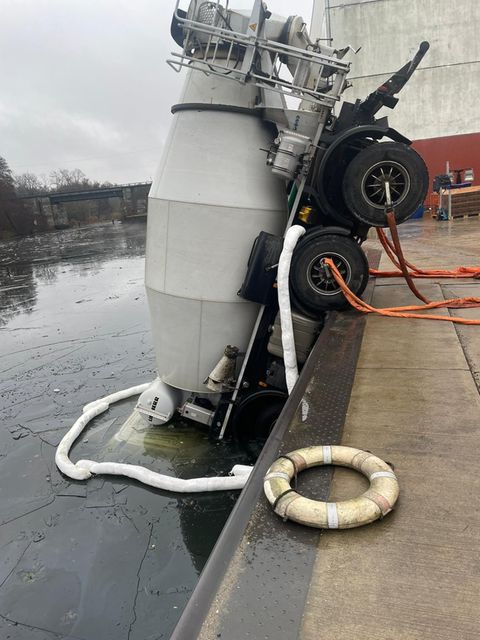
[{"left": 145, "top": 69, "right": 287, "bottom": 393}]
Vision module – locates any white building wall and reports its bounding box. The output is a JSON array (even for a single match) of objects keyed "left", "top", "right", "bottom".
[{"left": 313, "top": 0, "right": 480, "bottom": 141}]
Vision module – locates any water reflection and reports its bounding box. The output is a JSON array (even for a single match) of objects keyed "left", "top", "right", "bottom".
[
  {"left": 72, "top": 408, "right": 258, "bottom": 576},
  {"left": 0, "top": 262, "right": 37, "bottom": 326},
  {"left": 0, "top": 222, "right": 146, "bottom": 327},
  {"left": 0, "top": 221, "right": 257, "bottom": 639}
]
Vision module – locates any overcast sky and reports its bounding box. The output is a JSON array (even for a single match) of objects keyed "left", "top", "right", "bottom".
[{"left": 2, "top": 0, "right": 313, "bottom": 185}]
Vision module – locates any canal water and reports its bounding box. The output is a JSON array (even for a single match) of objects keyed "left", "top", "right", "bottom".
[{"left": 0, "top": 222, "right": 257, "bottom": 639}]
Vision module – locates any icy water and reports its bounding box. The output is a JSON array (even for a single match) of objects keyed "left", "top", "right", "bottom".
[{"left": 0, "top": 223, "right": 255, "bottom": 640}]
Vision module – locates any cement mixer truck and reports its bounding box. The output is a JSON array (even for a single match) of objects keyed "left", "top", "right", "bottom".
[{"left": 137, "top": 0, "right": 429, "bottom": 438}]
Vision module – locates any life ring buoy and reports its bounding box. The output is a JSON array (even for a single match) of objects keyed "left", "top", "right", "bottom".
[{"left": 263, "top": 445, "right": 399, "bottom": 529}]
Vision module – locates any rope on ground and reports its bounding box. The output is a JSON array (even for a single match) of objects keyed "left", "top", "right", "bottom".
[
  {"left": 382, "top": 211, "right": 431, "bottom": 303},
  {"left": 328, "top": 210, "right": 480, "bottom": 323},
  {"left": 324, "top": 257, "right": 480, "bottom": 325},
  {"left": 371, "top": 219, "right": 480, "bottom": 280}
]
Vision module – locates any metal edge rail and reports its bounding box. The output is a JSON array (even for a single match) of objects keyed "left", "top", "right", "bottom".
[{"left": 170, "top": 250, "right": 380, "bottom": 639}]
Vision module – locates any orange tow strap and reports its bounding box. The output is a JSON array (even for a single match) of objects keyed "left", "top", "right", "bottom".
[
  {"left": 324, "top": 258, "right": 480, "bottom": 325},
  {"left": 380, "top": 211, "right": 430, "bottom": 303},
  {"left": 371, "top": 218, "right": 480, "bottom": 281},
  {"left": 322, "top": 213, "right": 480, "bottom": 325}
]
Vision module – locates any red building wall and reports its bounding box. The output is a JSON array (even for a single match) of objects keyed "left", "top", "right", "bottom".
[{"left": 412, "top": 132, "right": 480, "bottom": 188}]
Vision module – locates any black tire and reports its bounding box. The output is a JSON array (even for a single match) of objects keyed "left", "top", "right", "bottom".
[
  {"left": 290, "top": 234, "right": 369, "bottom": 311},
  {"left": 289, "top": 285, "right": 323, "bottom": 320},
  {"left": 232, "top": 390, "right": 287, "bottom": 441},
  {"left": 342, "top": 142, "right": 429, "bottom": 227},
  {"left": 312, "top": 138, "right": 374, "bottom": 229}
]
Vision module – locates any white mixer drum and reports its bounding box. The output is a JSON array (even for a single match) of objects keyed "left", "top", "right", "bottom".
[{"left": 146, "top": 68, "right": 287, "bottom": 392}]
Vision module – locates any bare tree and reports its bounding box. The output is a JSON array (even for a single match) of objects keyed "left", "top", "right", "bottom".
[
  {"left": 49, "top": 168, "right": 90, "bottom": 192},
  {"left": 2, "top": 162, "right": 126, "bottom": 236},
  {"left": 0, "top": 156, "right": 33, "bottom": 237},
  {"left": 14, "top": 172, "right": 47, "bottom": 196}
]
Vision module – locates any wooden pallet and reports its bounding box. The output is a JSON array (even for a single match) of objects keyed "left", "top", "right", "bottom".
[{"left": 449, "top": 185, "right": 480, "bottom": 218}]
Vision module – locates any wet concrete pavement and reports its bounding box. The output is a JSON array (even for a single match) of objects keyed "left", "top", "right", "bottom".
[
  {"left": 176, "top": 216, "right": 480, "bottom": 640},
  {"left": 0, "top": 223, "right": 253, "bottom": 639}
]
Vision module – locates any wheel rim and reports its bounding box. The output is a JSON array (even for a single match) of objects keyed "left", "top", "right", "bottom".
[
  {"left": 306, "top": 251, "right": 352, "bottom": 296},
  {"left": 361, "top": 160, "right": 411, "bottom": 210}
]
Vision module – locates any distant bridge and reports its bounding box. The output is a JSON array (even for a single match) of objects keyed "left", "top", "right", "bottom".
[{"left": 20, "top": 182, "right": 152, "bottom": 230}]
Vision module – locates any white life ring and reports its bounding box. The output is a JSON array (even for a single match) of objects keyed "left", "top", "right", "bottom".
[{"left": 263, "top": 445, "right": 399, "bottom": 529}]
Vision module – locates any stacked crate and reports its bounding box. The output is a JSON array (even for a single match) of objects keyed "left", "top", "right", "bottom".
[{"left": 450, "top": 185, "right": 480, "bottom": 218}]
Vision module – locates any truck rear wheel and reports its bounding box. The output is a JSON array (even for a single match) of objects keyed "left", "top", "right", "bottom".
[
  {"left": 232, "top": 390, "right": 287, "bottom": 441},
  {"left": 342, "top": 142, "right": 428, "bottom": 227},
  {"left": 290, "top": 234, "right": 369, "bottom": 312}
]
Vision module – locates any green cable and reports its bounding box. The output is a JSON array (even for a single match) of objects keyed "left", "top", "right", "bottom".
[{"left": 287, "top": 182, "right": 298, "bottom": 213}]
